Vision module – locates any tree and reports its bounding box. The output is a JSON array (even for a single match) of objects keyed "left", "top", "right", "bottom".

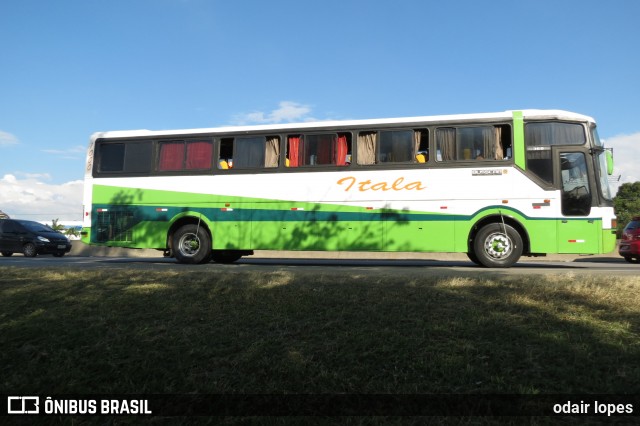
[
  {"left": 613, "top": 182, "right": 640, "bottom": 237},
  {"left": 65, "top": 227, "right": 80, "bottom": 239},
  {"left": 50, "top": 218, "right": 65, "bottom": 232}
]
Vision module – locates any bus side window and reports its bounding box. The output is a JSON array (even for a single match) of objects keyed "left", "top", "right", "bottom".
[
  {"left": 265, "top": 136, "right": 280, "bottom": 168},
  {"left": 288, "top": 134, "right": 349, "bottom": 167},
  {"left": 525, "top": 122, "right": 584, "bottom": 185},
  {"left": 357, "top": 131, "right": 377, "bottom": 165},
  {"left": 339, "top": 133, "right": 352, "bottom": 166},
  {"left": 436, "top": 128, "right": 456, "bottom": 161},
  {"left": 218, "top": 138, "right": 234, "bottom": 169},
  {"left": 286, "top": 135, "right": 302, "bottom": 167},
  {"left": 379, "top": 130, "right": 413, "bottom": 163},
  {"left": 415, "top": 129, "right": 429, "bottom": 163},
  {"left": 234, "top": 136, "right": 268, "bottom": 168},
  {"left": 436, "top": 125, "right": 511, "bottom": 162},
  {"left": 158, "top": 140, "right": 211, "bottom": 172},
  {"left": 218, "top": 136, "right": 280, "bottom": 169}
]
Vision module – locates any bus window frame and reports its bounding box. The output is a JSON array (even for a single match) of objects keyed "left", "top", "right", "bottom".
[
  {"left": 434, "top": 124, "right": 513, "bottom": 165},
  {"left": 353, "top": 128, "right": 430, "bottom": 168},
  {"left": 156, "top": 137, "right": 214, "bottom": 175},
  {"left": 524, "top": 120, "right": 589, "bottom": 191},
  {"left": 93, "top": 139, "right": 154, "bottom": 177},
  {"left": 282, "top": 132, "right": 352, "bottom": 169}
]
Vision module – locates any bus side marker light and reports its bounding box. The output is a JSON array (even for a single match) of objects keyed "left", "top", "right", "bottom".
[
  {"left": 221, "top": 208, "right": 234, "bottom": 212},
  {"left": 291, "top": 207, "right": 305, "bottom": 211},
  {"left": 156, "top": 208, "right": 168, "bottom": 212},
  {"left": 568, "top": 240, "right": 585, "bottom": 243}
]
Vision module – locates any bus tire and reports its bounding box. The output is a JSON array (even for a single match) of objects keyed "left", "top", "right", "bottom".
[
  {"left": 473, "top": 223, "right": 523, "bottom": 268},
  {"left": 172, "top": 224, "right": 211, "bottom": 264},
  {"left": 466, "top": 251, "right": 481, "bottom": 265}
]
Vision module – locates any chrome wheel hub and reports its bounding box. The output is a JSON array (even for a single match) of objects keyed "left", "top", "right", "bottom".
[
  {"left": 484, "top": 232, "right": 512, "bottom": 259},
  {"left": 178, "top": 233, "right": 200, "bottom": 257}
]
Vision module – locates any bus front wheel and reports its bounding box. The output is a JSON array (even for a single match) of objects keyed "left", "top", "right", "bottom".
[
  {"left": 172, "top": 224, "right": 211, "bottom": 264},
  {"left": 473, "top": 223, "right": 523, "bottom": 268}
]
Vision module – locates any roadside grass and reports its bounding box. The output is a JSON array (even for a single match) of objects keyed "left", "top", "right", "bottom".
[{"left": 1, "top": 265, "right": 639, "bottom": 399}]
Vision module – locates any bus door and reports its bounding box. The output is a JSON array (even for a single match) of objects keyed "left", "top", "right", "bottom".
[{"left": 555, "top": 148, "right": 600, "bottom": 253}]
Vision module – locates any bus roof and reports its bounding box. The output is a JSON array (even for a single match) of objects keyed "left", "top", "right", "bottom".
[{"left": 91, "top": 109, "right": 595, "bottom": 140}]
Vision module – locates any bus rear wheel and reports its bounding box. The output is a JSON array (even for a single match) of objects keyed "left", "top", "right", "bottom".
[
  {"left": 472, "top": 223, "right": 523, "bottom": 268},
  {"left": 172, "top": 224, "right": 211, "bottom": 264}
]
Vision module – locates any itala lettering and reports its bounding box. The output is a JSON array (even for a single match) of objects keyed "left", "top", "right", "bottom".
[{"left": 337, "top": 176, "right": 425, "bottom": 192}]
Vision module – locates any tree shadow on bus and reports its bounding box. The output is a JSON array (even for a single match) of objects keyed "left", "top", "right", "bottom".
[{"left": 256, "top": 204, "right": 388, "bottom": 252}]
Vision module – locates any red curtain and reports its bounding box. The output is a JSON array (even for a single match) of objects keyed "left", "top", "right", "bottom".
[
  {"left": 186, "top": 141, "right": 212, "bottom": 169},
  {"left": 335, "top": 135, "right": 348, "bottom": 166},
  {"left": 288, "top": 136, "right": 300, "bottom": 167},
  {"left": 158, "top": 142, "right": 185, "bottom": 171}
]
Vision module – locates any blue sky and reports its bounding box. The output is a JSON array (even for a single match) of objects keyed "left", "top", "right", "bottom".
[{"left": 1, "top": 0, "right": 639, "bottom": 221}]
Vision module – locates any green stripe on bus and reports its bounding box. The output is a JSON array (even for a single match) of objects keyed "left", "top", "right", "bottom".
[
  {"left": 89, "top": 199, "right": 604, "bottom": 255},
  {"left": 512, "top": 110, "right": 525, "bottom": 170}
]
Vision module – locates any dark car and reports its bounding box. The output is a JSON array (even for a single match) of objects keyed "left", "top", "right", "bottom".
[
  {"left": 619, "top": 216, "right": 640, "bottom": 264},
  {"left": 0, "top": 219, "right": 72, "bottom": 257}
]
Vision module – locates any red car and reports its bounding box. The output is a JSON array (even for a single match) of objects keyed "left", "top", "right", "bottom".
[{"left": 619, "top": 216, "right": 640, "bottom": 263}]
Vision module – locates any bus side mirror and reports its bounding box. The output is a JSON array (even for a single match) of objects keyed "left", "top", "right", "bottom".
[{"left": 606, "top": 149, "right": 614, "bottom": 175}]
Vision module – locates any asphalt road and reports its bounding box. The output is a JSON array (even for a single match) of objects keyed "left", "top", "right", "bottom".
[{"left": 1, "top": 253, "right": 637, "bottom": 277}]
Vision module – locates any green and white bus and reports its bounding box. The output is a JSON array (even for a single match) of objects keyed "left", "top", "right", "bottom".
[{"left": 81, "top": 109, "right": 616, "bottom": 267}]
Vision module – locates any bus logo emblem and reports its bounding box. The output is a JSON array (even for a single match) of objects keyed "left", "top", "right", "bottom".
[
  {"left": 472, "top": 170, "right": 503, "bottom": 176},
  {"left": 336, "top": 176, "right": 426, "bottom": 192}
]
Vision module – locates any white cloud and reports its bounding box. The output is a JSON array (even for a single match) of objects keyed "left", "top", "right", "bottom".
[
  {"left": 17, "top": 172, "right": 53, "bottom": 180},
  {"left": 232, "top": 101, "right": 315, "bottom": 125},
  {"left": 605, "top": 132, "right": 640, "bottom": 194},
  {"left": 42, "top": 145, "right": 87, "bottom": 156},
  {"left": 0, "top": 130, "right": 19, "bottom": 146},
  {"left": 42, "top": 145, "right": 86, "bottom": 159},
  {"left": 0, "top": 174, "right": 83, "bottom": 221}
]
